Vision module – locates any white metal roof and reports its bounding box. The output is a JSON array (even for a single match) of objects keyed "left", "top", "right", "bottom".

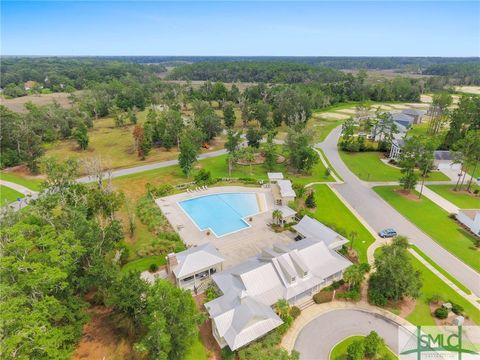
[
  {"left": 205, "top": 234, "right": 351, "bottom": 350},
  {"left": 275, "top": 206, "right": 297, "bottom": 219},
  {"left": 172, "top": 243, "right": 225, "bottom": 278},
  {"left": 277, "top": 180, "right": 296, "bottom": 198},
  {"left": 267, "top": 172, "right": 284, "bottom": 181},
  {"left": 293, "top": 215, "right": 349, "bottom": 250}
]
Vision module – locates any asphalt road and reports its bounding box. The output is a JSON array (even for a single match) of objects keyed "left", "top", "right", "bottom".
[
  {"left": 319, "top": 126, "right": 480, "bottom": 296},
  {"left": 294, "top": 309, "right": 406, "bottom": 359}
]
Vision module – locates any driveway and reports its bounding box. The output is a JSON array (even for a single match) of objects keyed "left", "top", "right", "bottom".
[
  {"left": 294, "top": 309, "right": 405, "bottom": 359},
  {"left": 318, "top": 126, "right": 480, "bottom": 296}
]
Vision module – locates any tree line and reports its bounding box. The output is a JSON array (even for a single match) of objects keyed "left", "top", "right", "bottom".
[{"left": 0, "top": 57, "right": 166, "bottom": 98}]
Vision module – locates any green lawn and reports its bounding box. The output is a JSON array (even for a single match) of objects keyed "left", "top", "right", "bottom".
[
  {"left": 309, "top": 116, "right": 343, "bottom": 143},
  {"left": 374, "top": 186, "right": 480, "bottom": 272},
  {"left": 0, "top": 171, "right": 43, "bottom": 191},
  {"left": 427, "top": 185, "right": 480, "bottom": 209},
  {"left": 317, "top": 148, "right": 343, "bottom": 181},
  {"left": 185, "top": 334, "right": 208, "bottom": 360},
  {"left": 0, "top": 185, "right": 24, "bottom": 205},
  {"left": 339, "top": 151, "right": 450, "bottom": 182},
  {"left": 406, "top": 251, "right": 480, "bottom": 325},
  {"left": 410, "top": 245, "right": 471, "bottom": 295},
  {"left": 329, "top": 335, "right": 396, "bottom": 360},
  {"left": 121, "top": 255, "right": 166, "bottom": 273},
  {"left": 307, "top": 184, "right": 375, "bottom": 263}
]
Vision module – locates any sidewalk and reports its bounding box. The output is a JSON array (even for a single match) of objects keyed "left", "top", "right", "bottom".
[
  {"left": 414, "top": 184, "right": 459, "bottom": 214},
  {"left": 0, "top": 180, "right": 38, "bottom": 196}
]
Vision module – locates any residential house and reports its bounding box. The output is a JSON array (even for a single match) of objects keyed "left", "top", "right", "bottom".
[
  {"left": 166, "top": 243, "right": 225, "bottom": 291},
  {"left": 293, "top": 215, "right": 350, "bottom": 250},
  {"left": 204, "top": 237, "right": 351, "bottom": 350},
  {"left": 401, "top": 109, "right": 425, "bottom": 124},
  {"left": 456, "top": 210, "right": 480, "bottom": 237},
  {"left": 389, "top": 138, "right": 405, "bottom": 161}
]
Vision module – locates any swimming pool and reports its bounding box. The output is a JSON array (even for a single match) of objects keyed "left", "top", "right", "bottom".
[{"left": 178, "top": 192, "right": 260, "bottom": 237}]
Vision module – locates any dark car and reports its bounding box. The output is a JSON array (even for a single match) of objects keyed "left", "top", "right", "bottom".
[{"left": 378, "top": 228, "right": 397, "bottom": 238}]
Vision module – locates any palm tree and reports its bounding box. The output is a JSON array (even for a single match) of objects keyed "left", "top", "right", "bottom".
[
  {"left": 275, "top": 299, "right": 290, "bottom": 319},
  {"left": 343, "top": 265, "right": 364, "bottom": 290},
  {"left": 272, "top": 209, "right": 283, "bottom": 225}
]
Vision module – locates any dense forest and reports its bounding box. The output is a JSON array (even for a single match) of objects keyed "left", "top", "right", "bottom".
[
  {"left": 0, "top": 57, "right": 166, "bottom": 97},
  {"left": 423, "top": 63, "right": 480, "bottom": 85}
]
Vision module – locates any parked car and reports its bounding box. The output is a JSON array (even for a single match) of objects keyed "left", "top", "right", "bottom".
[{"left": 379, "top": 228, "right": 397, "bottom": 238}]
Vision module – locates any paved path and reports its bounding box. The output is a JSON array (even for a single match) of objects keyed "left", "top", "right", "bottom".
[
  {"left": 0, "top": 180, "right": 37, "bottom": 195},
  {"left": 282, "top": 302, "right": 413, "bottom": 359},
  {"left": 319, "top": 126, "right": 480, "bottom": 297},
  {"left": 414, "top": 184, "right": 460, "bottom": 214}
]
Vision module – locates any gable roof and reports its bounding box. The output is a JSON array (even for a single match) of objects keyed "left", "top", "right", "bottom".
[
  {"left": 205, "top": 235, "right": 351, "bottom": 350},
  {"left": 402, "top": 109, "right": 426, "bottom": 117},
  {"left": 392, "top": 113, "right": 415, "bottom": 127},
  {"left": 293, "top": 215, "right": 349, "bottom": 249},
  {"left": 277, "top": 180, "right": 296, "bottom": 198},
  {"left": 172, "top": 243, "right": 225, "bottom": 278},
  {"left": 275, "top": 205, "right": 297, "bottom": 219}
]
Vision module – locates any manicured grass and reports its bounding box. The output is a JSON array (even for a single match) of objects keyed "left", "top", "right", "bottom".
[
  {"left": 330, "top": 335, "right": 396, "bottom": 360},
  {"left": 317, "top": 148, "right": 343, "bottom": 182},
  {"left": 0, "top": 171, "right": 43, "bottom": 191},
  {"left": 406, "top": 251, "right": 480, "bottom": 325},
  {"left": 121, "top": 255, "right": 166, "bottom": 274},
  {"left": 410, "top": 245, "right": 472, "bottom": 295},
  {"left": 0, "top": 185, "right": 24, "bottom": 205},
  {"left": 340, "top": 151, "right": 450, "bottom": 182},
  {"left": 373, "top": 186, "right": 480, "bottom": 272},
  {"left": 185, "top": 334, "right": 208, "bottom": 360},
  {"left": 308, "top": 185, "right": 375, "bottom": 263},
  {"left": 427, "top": 185, "right": 480, "bottom": 209}
]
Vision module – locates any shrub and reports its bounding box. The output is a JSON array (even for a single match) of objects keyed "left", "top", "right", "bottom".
[
  {"left": 194, "top": 169, "right": 212, "bottom": 184},
  {"left": 305, "top": 192, "right": 316, "bottom": 208},
  {"left": 346, "top": 339, "right": 365, "bottom": 360},
  {"left": 149, "top": 263, "right": 159, "bottom": 273},
  {"left": 221, "top": 347, "right": 235, "bottom": 360},
  {"left": 337, "top": 288, "right": 360, "bottom": 301},
  {"left": 313, "top": 291, "right": 332, "bottom": 304},
  {"left": 204, "top": 283, "right": 221, "bottom": 302},
  {"left": 364, "top": 331, "right": 383, "bottom": 357},
  {"left": 434, "top": 307, "right": 449, "bottom": 319},
  {"left": 368, "top": 289, "right": 387, "bottom": 306},
  {"left": 136, "top": 196, "right": 168, "bottom": 233},
  {"left": 359, "top": 262, "right": 371, "bottom": 274},
  {"left": 290, "top": 306, "right": 301, "bottom": 319},
  {"left": 449, "top": 301, "right": 464, "bottom": 315},
  {"left": 428, "top": 294, "right": 442, "bottom": 304}
]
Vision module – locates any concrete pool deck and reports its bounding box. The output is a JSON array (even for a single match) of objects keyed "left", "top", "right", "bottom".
[{"left": 156, "top": 186, "right": 295, "bottom": 268}]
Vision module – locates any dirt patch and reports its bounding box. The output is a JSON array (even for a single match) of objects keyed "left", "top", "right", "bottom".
[
  {"left": 394, "top": 189, "right": 422, "bottom": 202},
  {"left": 0, "top": 92, "right": 76, "bottom": 113},
  {"left": 398, "top": 298, "right": 416, "bottom": 318},
  {"left": 71, "top": 306, "right": 133, "bottom": 360},
  {"left": 1, "top": 164, "right": 46, "bottom": 180},
  {"left": 194, "top": 294, "right": 221, "bottom": 360}
]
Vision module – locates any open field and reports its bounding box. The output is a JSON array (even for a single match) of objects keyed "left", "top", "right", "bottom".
[
  {"left": 427, "top": 184, "right": 480, "bottom": 209},
  {"left": 373, "top": 186, "right": 480, "bottom": 272},
  {"left": 340, "top": 151, "right": 449, "bottom": 182},
  {"left": 0, "top": 171, "right": 43, "bottom": 191},
  {"left": 455, "top": 86, "right": 480, "bottom": 95},
  {"left": 0, "top": 185, "right": 24, "bottom": 205},
  {"left": 307, "top": 184, "right": 375, "bottom": 263},
  {"left": 329, "top": 335, "right": 396, "bottom": 360},
  {"left": 43, "top": 113, "right": 226, "bottom": 173},
  {"left": 0, "top": 92, "right": 75, "bottom": 113}
]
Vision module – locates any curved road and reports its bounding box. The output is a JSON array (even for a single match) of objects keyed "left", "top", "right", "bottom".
[
  {"left": 294, "top": 309, "right": 408, "bottom": 359},
  {"left": 319, "top": 126, "right": 480, "bottom": 296}
]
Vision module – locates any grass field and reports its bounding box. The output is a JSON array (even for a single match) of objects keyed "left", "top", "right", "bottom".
[
  {"left": 340, "top": 151, "right": 450, "bottom": 182},
  {"left": 308, "top": 115, "right": 343, "bottom": 143},
  {"left": 410, "top": 245, "right": 471, "bottom": 295},
  {"left": 0, "top": 185, "right": 24, "bottom": 205},
  {"left": 121, "top": 255, "right": 166, "bottom": 273},
  {"left": 185, "top": 334, "right": 208, "bottom": 360},
  {"left": 307, "top": 184, "right": 375, "bottom": 263},
  {"left": 329, "top": 335, "right": 396, "bottom": 360},
  {"left": 427, "top": 185, "right": 480, "bottom": 209},
  {"left": 43, "top": 113, "right": 226, "bottom": 173},
  {"left": 406, "top": 251, "right": 480, "bottom": 325},
  {"left": 374, "top": 186, "right": 480, "bottom": 272},
  {"left": 0, "top": 171, "right": 43, "bottom": 191},
  {"left": 317, "top": 148, "right": 343, "bottom": 181}
]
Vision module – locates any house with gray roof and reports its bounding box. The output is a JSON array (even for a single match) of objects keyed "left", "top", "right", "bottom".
[
  {"left": 402, "top": 108, "right": 425, "bottom": 124},
  {"left": 293, "top": 215, "right": 350, "bottom": 250},
  {"left": 166, "top": 243, "right": 225, "bottom": 291},
  {"left": 205, "top": 235, "right": 352, "bottom": 350}
]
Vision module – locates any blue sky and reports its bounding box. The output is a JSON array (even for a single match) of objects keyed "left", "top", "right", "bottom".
[{"left": 1, "top": 1, "right": 479, "bottom": 56}]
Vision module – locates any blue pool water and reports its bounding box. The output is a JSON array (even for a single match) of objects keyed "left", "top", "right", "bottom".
[{"left": 179, "top": 193, "right": 259, "bottom": 237}]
